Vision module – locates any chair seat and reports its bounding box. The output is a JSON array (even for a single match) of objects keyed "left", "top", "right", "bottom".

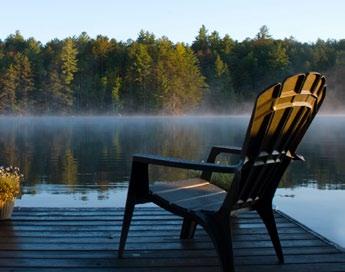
[{"left": 150, "top": 178, "right": 226, "bottom": 212}]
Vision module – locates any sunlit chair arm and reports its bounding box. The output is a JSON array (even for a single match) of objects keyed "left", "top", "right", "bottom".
[
  {"left": 209, "top": 146, "right": 242, "bottom": 157},
  {"left": 132, "top": 154, "right": 241, "bottom": 173}
]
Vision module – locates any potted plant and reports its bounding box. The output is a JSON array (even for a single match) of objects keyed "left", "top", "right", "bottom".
[{"left": 0, "top": 166, "right": 22, "bottom": 220}]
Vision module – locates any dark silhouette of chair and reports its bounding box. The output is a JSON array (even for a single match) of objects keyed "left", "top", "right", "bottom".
[{"left": 118, "top": 72, "right": 326, "bottom": 272}]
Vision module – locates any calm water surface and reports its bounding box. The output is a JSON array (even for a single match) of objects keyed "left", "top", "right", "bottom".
[{"left": 0, "top": 116, "right": 344, "bottom": 248}]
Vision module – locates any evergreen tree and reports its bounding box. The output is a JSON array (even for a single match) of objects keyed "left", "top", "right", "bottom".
[
  {"left": 155, "top": 41, "right": 205, "bottom": 114},
  {"left": 110, "top": 76, "right": 122, "bottom": 112},
  {"left": 57, "top": 38, "right": 78, "bottom": 112},
  {"left": 0, "top": 64, "right": 17, "bottom": 113},
  {"left": 4, "top": 31, "right": 26, "bottom": 53},
  {"left": 192, "top": 25, "right": 209, "bottom": 52},
  {"left": 137, "top": 30, "right": 156, "bottom": 45},
  {"left": 15, "top": 54, "right": 34, "bottom": 112},
  {"left": 44, "top": 66, "right": 70, "bottom": 113},
  {"left": 204, "top": 54, "right": 235, "bottom": 112},
  {"left": 73, "top": 32, "right": 93, "bottom": 112},
  {"left": 123, "top": 42, "right": 153, "bottom": 112},
  {"left": 25, "top": 37, "right": 44, "bottom": 113},
  {"left": 60, "top": 38, "right": 78, "bottom": 85}
]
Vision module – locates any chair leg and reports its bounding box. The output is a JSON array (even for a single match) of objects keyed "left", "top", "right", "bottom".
[
  {"left": 180, "top": 218, "right": 197, "bottom": 239},
  {"left": 257, "top": 204, "right": 284, "bottom": 263},
  {"left": 118, "top": 199, "right": 135, "bottom": 258},
  {"left": 202, "top": 213, "right": 235, "bottom": 272}
]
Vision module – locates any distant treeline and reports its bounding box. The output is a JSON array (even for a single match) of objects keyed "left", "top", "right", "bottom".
[{"left": 0, "top": 25, "right": 344, "bottom": 114}]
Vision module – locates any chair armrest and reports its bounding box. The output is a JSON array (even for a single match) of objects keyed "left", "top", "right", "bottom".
[
  {"left": 133, "top": 154, "right": 240, "bottom": 173},
  {"left": 128, "top": 153, "right": 241, "bottom": 203},
  {"left": 201, "top": 146, "right": 242, "bottom": 180},
  {"left": 207, "top": 146, "right": 243, "bottom": 164},
  {"left": 210, "top": 145, "right": 242, "bottom": 156}
]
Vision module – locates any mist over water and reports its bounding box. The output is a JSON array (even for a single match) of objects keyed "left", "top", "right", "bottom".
[{"left": 0, "top": 115, "right": 344, "bottom": 247}]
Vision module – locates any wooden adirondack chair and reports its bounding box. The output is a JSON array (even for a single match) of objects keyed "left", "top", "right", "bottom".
[{"left": 118, "top": 72, "right": 326, "bottom": 272}]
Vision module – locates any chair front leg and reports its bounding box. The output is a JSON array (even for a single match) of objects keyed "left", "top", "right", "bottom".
[
  {"left": 118, "top": 196, "right": 135, "bottom": 258},
  {"left": 118, "top": 161, "right": 149, "bottom": 258}
]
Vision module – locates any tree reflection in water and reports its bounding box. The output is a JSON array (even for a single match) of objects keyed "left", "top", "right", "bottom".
[{"left": 0, "top": 116, "right": 344, "bottom": 202}]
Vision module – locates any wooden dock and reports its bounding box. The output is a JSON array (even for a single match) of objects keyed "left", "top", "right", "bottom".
[{"left": 0, "top": 207, "right": 344, "bottom": 272}]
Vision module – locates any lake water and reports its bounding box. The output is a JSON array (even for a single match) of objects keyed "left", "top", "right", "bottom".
[{"left": 0, "top": 116, "right": 344, "bottom": 248}]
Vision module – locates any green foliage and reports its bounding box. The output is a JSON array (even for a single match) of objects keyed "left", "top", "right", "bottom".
[
  {"left": 14, "top": 53, "right": 34, "bottom": 112},
  {"left": 0, "top": 64, "right": 17, "bottom": 113},
  {"left": 111, "top": 76, "right": 122, "bottom": 112},
  {"left": 154, "top": 41, "right": 205, "bottom": 114},
  {"left": 60, "top": 39, "right": 78, "bottom": 85},
  {"left": 0, "top": 27, "right": 344, "bottom": 114},
  {"left": 123, "top": 42, "right": 153, "bottom": 112},
  {"left": 211, "top": 173, "right": 234, "bottom": 191},
  {"left": 44, "top": 66, "right": 72, "bottom": 112}
]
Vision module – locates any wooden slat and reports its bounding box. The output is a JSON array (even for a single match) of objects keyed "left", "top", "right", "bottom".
[
  {"left": 237, "top": 72, "right": 326, "bottom": 205},
  {"left": 0, "top": 246, "right": 339, "bottom": 259},
  {"left": 150, "top": 179, "right": 210, "bottom": 194},
  {"left": 7, "top": 216, "right": 288, "bottom": 224},
  {"left": 0, "top": 226, "right": 307, "bottom": 238},
  {"left": 0, "top": 233, "right": 317, "bottom": 244},
  {"left": 150, "top": 178, "right": 226, "bottom": 211},
  {"left": 0, "top": 264, "right": 343, "bottom": 272},
  {"left": 0, "top": 253, "right": 345, "bottom": 268},
  {"left": 0, "top": 222, "right": 297, "bottom": 231},
  {"left": 7, "top": 218, "right": 269, "bottom": 225},
  {"left": 0, "top": 268, "right": 218, "bottom": 272},
  {"left": 0, "top": 238, "right": 327, "bottom": 251}
]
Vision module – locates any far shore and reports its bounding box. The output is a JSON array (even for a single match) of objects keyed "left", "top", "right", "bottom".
[{"left": 0, "top": 113, "right": 344, "bottom": 119}]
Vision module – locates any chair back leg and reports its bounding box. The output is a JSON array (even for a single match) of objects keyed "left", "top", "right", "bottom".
[
  {"left": 180, "top": 218, "right": 197, "bottom": 239},
  {"left": 257, "top": 204, "right": 284, "bottom": 263},
  {"left": 201, "top": 212, "right": 235, "bottom": 272}
]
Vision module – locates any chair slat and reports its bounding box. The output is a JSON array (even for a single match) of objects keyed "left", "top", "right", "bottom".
[{"left": 150, "top": 178, "right": 225, "bottom": 211}]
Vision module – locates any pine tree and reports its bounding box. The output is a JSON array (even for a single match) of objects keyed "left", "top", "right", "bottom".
[
  {"left": 15, "top": 54, "right": 34, "bottom": 112},
  {"left": 60, "top": 38, "right": 78, "bottom": 85},
  {"left": 74, "top": 32, "right": 93, "bottom": 112},
  {"left": 0, "top": 64, "right": 17, "bottom": 113},
  {"left": 154, "top": 41, "right": 205, "bottom": 114},
  {"left": 44, "top": 66, "right": 68, "bottom": 112},
  {"left": 111, "top": 76, "right": 122, "bottom": 113},
  {"left": 210, "top": 54, "right": 235, "bottom": 112},
  {"left": 58, "top": 38, "right": 78, "bottom": 112},
  {"left": 192, "top": 25, "right": 209, "bottom": 52},
  {"left": 124, "top": 42, "right": 153, "bottom": 112}
]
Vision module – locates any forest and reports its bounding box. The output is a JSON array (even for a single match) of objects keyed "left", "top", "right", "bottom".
[{"left": 0, "top": 25, "right": 344, "bottom": 115}]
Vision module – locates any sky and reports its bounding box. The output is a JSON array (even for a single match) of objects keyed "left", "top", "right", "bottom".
[{"left": 0, "top": 0, "right": 345, "bottom": 44}]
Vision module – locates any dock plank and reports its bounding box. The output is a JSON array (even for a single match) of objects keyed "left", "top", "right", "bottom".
[{"left": 0, "top": 207, "right": 344, "bottom": 272}]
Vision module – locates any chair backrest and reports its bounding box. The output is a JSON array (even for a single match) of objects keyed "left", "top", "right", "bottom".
[{"left": 225, "top": 72, "right": 326, "bottom": 211}]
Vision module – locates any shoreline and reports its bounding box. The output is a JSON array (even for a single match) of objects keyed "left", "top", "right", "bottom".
[{"left": 0, "top": 113, "right": 345, "bottom": 118}]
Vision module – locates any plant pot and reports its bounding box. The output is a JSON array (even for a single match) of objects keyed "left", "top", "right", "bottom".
[{"left": 0, "top": 199, "right": 15, "bottom": 220}]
